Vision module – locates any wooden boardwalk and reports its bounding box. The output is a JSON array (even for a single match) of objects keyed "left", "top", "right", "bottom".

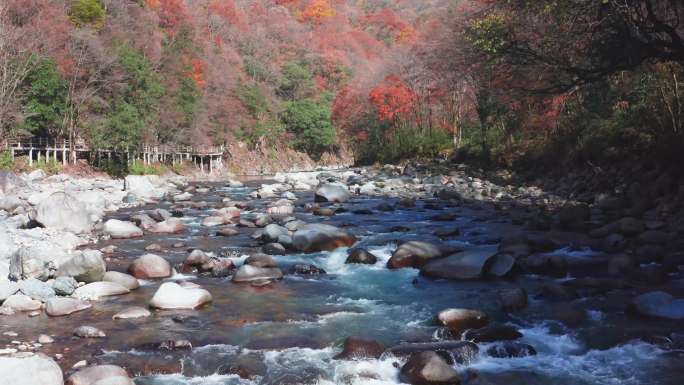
[{"left": 1, "top": 138, "right": 226, "bottom": 173}]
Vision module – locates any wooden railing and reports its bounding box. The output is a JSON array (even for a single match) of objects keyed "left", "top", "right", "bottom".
[{"left": 1, "top": 138, "right": 225, "bottom": 155}]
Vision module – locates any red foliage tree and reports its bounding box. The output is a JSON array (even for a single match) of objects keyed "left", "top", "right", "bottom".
[{"left": 368, "top": 75, "right": 415, "bottom": 122}]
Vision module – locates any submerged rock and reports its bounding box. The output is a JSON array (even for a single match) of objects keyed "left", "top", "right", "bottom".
[
  {"left": 74, "top": 325, "right": 106, "bottom": 338},
  {"left": 112, "top": 306, "right": 151, "bottom": 320},
  {"left": 630, "top": 291, "right": 684, "bottom": 320},
  {"left": 486, "top": 342, "right": 537, "bottom": 358},
  {"left": 149, "top": 282, "right": 212, "bottom": 310},
  {"left": 399, "top": 351, "right": 460, "bottom": 385},
  {"left": 0, "top": 355, "right": 63, "bottom": 385},
  {"left": 289, "top": 264, "right": 326, "bottom": 275}
]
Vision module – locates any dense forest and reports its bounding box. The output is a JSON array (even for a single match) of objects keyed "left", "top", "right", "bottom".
[{"left": 1, "top": 0, "right": 684, "bottom": 170}]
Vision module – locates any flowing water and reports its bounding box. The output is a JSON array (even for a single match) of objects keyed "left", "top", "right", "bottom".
[{"left": 3, "top": 180, "right": 682, "bottom": 384}]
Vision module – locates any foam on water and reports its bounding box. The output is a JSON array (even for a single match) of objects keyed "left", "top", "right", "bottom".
[{"left": 470, "top": 324, "right": 665, "bottom": 385}]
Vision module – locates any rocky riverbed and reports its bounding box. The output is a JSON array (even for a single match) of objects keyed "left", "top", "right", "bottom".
[{"left": 1, "top": 163, "right": 683, "bottom": 385}]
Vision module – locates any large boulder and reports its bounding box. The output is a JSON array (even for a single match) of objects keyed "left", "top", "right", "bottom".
[
  {"left": 35, "top": 192, "right": 94, "bottom": 234},
  {"left": 53, "top": 276, "right": 78, "bottom": 296},
  {"left": 124, "top": 175, "right": 167, "bottom": 200},
  {"left": 56, "top": 250, "right": 106, "bottom": 283},
  {"left": 314, "top": 183, "right": 351, "bottom": 203},
  {"left": 399, "top": 351, "right": 461, "bottom": 385},
  {"left": 420, "top": 246, "right": 500, "bottom": 279},
  {"left": 128, "top": 254, "right": 172, "bottom": 279},
  {"left": 149, "top": 282, "right": 212, "bottom": 310},
  {"left": 19, "top": 278, "right": 56, "bottom": 301},
  {"left": 629, "top": 291, "right": 684, "bottom": 320},
  {"left": 102, "top": 271, "right": 139, "bottom": 290},
  {"left": 0, "top": 171, "right": 25, "bottom": 195},
  {"left": 65, "top": 365, "right": 131, "bottom": 385},
  {"left": 262, "top": 224, "right": 290, "bottom": 243},
  {"left": 46, "top": 297, "right": 92, "bottom": 316},
  {"left": 388, "top": 241, "right": 459, "bottom": 269},
  {"left": 436, "top": 308, "right": 488, "bottom": 336},
  {"left": 292, "top": 224, "right": 356, "bottom": 253},
  {"left": 9, "top": 247, "right": 52, "bottom": 281},
  {"left": 0, "top": 354, "right": 63, "bottom": 385},
  {"left": 103, "top": 220, "right": 143, "bottom": 239},
  {"left": 73, "top": 281, "right": 130, "bottom": 300}
]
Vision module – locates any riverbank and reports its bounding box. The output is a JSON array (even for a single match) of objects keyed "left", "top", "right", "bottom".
[{"left": 1, "top": 161, "right": 683, "bottom": 385}]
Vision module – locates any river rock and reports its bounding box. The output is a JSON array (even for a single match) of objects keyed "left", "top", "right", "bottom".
[
  {"left": 35, "top": 192, "right": 95, "bottom": 234},
  {"left": 245, "top": 254, "right": 278, "bottom": 268},
  {"left": 103, "top": 219, "right": 143, "bottom": 239},
  {"left": 19, "top": 278, "right": 55, "bottom": 301},
  {"left": 112, "top": 306, "right": 151, "bottom": 320},
  {"left": 487, "top": 253, "right": 516, "bottom": 277},
  {"left": 74, "top": 326, "right": 106, "bottom": 338},
  {"left": 125, "top": 175, "right": 167, "bottom": 200},
  {"left": 53, "top": 276, "right": 78, "bottom": 296},
  {"left": 436, "top": 308, "right": 488, "bottom": 335},
  {"left": 0, "top": 354, "right": 63, "bottom": 385},
  {"left": 148, "top": 218, "right": 185, "bottom": 234},
  {"left": 2, "top": 294, "right": 41, "bottom": 311},
  {"left": 639, "top": 230, "right": 669, "bottom": 244},
  {"left": 346, "top": 248, "right": 378, "bottom": 264},
  {"left": 462, "top": 324, "right": 522, "bottom": 342},
  {"left": 201, "top": 216, "right": 225, "bottom": 227},
  {"left": 130, "top": 214, "right": 156, "bottom": 230},
  {"left": 420, "top": 246, "right": 499, "bottom": 279},
  {"left": 46, "top": 297, "right": 91, "bottom": 316},
  {"left": 498, "top": 288, "right": 527, "bottom": 312},
  {"left": 9, "top": 247, "right": 52, "bottom": 281},
  {"left": 399, "top": 351, "right": 461, "bottom": 385},
  {"left": 73, "top": 282, "right": 130, "bottom": 300},
  {"left": 315, "top": 183, "right": 350, "bottom": 203},
  {"left": 486, "top": 342, "right": 537, "bottom": 358},
  {"left": 334, "top": 336, "right": 385, "bottom": 360},
  {"left": 630, "top": 291, "right": 684, "bottom": 319},
  {"left": 262, "top": 243, "right": 286, "bottom": 255},
  {"left": 128, "top": 254, "right": 172, "bottom": 279},
  {"left": 149, "top": 282, "right": 212, "bottom": 310},
  {"left": 292, "top": 224, "right": 356, "bottom": 252},
  {"left": 617, "top": 218, "right": 644, "bottom": 236},
  {"left": 232, "top": 265, "right": 283, "bottom": 283},
  {"left": 558, "top": 203, "right": 590, "bottom": 230},
  {"left": 56, "top": 250, "right": 106, "bottom": 283},
  {"left": 262, "top": 224, "right": 289, "bottom": 243},
  {"left": 0, "top": 282, "right": 18, "bottom": 302},
  {"left": 388, "top": 241, "right": 458, "bottom": 269},
  {"left": 66, "top": 364, "right": 130, "bottom": 385},
  {"left": 217, "top": 227, "right": 239, "bottom": 236},
  {"left": 102, "top": 271, "right": 139, "bottom": 290},
  {"left": 386, "top": 341, "right": 479, "bottom": 365},
  {"left": 289, "top": 264, "right": 326, "bottom": 275}
]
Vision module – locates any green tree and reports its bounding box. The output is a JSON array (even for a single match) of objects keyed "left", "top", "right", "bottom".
[
  {"left": 278, "top": 62, "right": 314, "bottom": 100},
  {"left": 281, "top": 95, "right": 336, "bottom": 159},
  {"left": 69, "top": 0, "right": 106, "bottom": 29},
  {"left": 19, "top": 58, "right": 68, "bottom": 137}
]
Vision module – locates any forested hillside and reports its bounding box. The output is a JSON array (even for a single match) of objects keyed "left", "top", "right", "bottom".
[{"left": 2, "top": 0, "right": 683, "bottom": 171}]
